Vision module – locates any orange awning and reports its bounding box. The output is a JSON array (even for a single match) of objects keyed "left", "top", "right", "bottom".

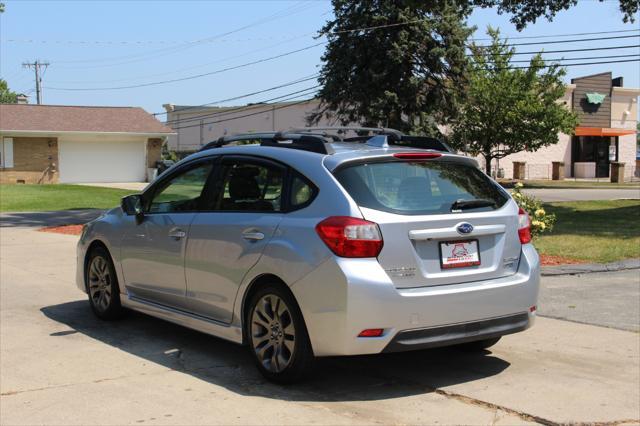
[{"left": 574, "top": 127, "right": 637, "bottom": 137}]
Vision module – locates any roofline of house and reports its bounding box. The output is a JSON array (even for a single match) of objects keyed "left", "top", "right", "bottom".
[
  {"left": 0, "top": 130, "right": 176, "bottom": 137},
  {"left": 571, "top": 71, "right": 612, "bottom": 83},
  {"left": 0, "top": 104, "right": 147, "bottom": 109}
]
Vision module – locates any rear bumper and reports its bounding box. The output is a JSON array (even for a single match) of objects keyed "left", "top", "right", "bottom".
[
  {"left": 383, "top": 312, "right": 532, "bottom": 353},
  {"left": 291, "top": 244, "right": 540, "bottom": 357}
]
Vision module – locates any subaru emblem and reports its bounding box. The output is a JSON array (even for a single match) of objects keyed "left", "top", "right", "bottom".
[{"left": 457, "top": 223, "right": 474, "bottom": 235}]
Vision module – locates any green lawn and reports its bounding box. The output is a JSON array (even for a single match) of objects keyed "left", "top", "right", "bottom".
[
  {"left": 534, "top": 199, "right": 640, "bottom": 264},
  {"left": 0, "top": 184, "right": 135, "bottom": 212}
]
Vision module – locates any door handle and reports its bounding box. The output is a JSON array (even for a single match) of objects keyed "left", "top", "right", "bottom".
[
  {"left": 242, "top": 231, "right": 265, "bottom": 241},
  {"left": 168, "top": 228, "right": 186, "bottom": 239}
]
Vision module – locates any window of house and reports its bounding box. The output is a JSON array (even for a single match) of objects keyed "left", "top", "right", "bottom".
[{"left": 0, "top": 138, "right": 14, "bottom": 168}]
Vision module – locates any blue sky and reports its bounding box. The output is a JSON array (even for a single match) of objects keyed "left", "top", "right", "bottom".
[{"left": 1, "top": 0, "right": 638, "bottom": 115}]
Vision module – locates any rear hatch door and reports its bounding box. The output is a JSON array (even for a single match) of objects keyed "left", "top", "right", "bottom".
[{"left": 333, "top": 156, "right": 521, "bottom": 288}]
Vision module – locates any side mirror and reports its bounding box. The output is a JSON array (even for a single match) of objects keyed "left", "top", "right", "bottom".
[{"left": 121, "top": 194, "right": 144, "bottom": 224}]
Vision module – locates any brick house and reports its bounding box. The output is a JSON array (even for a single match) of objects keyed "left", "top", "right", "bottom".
[{"left": 0, "top": 104, "right": 175, "bottom": 184}]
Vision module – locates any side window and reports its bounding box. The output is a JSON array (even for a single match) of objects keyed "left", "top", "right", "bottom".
[
  {"left": 217, "top": 160, "right": 284, "bottom": 212},
  {"left": 289, "top": 172, "right": 315, "bottom": 208},
  {"left": 148, "top": 162, "right": 213, "bottom": 213}
]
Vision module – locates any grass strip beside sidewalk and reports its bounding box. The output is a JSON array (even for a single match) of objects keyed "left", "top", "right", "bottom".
[
  {"left": 0, "top": 184, "right": 133, "bottom": 212},
  {"left": 534, "top": 200, "right": 640, "bottom": 264}
]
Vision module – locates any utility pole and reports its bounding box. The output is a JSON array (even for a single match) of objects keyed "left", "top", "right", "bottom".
[{"left": 22, "top": 60, "right": 49, "bottom": 104}]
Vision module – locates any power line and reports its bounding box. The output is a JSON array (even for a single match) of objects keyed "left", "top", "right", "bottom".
[
  {"left": 472, "top": 33, "right": 639, "bottom": 48},
  {"left": 45, "top": 43, "right": 325, "bottom": 91},
  {"left": 164, "top": 85, "right": 321, "bottom": 126},
  {"left": 482, "top": 44, "right": 640, "bottom": 56},
  {"left": 6, "top": 27, "right": 638, "bottom": 46},
  {"left": 154, "top": 74, "right": 319, "bottom": 116},
  {"left": 470, "top": 28, "right": 639, "bottom": 41},
  {"left": 170, "top": 57, "right": 640, "bottom": 128},
  {"left": 508, "top": 57, "right": 640, "bottom": 69},
  {"left": 162, "top": 54, "right": 638, "bottom": 132},
  {"left": 507, "top": 53, "right": 640, "bottom": 63},
  {"left": 46, "top": 41, "right": 639, "bottom": 92},
  {"left": 3, "top": 34, "right": 312, "bottom": 45},
  {"left": 172, "top": 96, "right": 318, "bottom": 131}
]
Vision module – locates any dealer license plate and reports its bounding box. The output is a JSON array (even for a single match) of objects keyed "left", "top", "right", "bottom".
[{"left": 439, "top": 240, "right": 481, "bottom": 269}]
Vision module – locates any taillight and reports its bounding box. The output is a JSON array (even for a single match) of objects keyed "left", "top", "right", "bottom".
[
  {"left": 393, "top": 152, "right": 442, "bottom": 160},
  {"left": 518, "top": 207, "right": 532, "bottom": 244},
  {"left": 315, "top": 216, "right": 383, "bottom": 258}
]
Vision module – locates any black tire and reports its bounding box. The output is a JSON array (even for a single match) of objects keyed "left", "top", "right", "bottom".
[
  {"left": 458, "top": 336, "right": 501, "bottom": 351},
  {"left": 86, "top": 246, "right": 125, "bottom": 320},
  {"left": 245, "top": 283, "right": 315, "bottom": 384}
]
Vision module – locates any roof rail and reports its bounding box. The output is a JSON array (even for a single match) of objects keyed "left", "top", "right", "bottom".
[
  {"left": 199, "top": 132, "right": 334, "bottom": 154},
  {"left": 198, "top": 128, "right": 453, "bottom": 155}
]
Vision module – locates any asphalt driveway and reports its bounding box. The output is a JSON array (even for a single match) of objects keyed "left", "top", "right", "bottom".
[{"left": 0, "top": 226, "right": 638, "bottom": 425}]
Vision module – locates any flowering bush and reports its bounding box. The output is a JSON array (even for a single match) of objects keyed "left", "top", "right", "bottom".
[{"left": 511, "top": 182, "right": 556, "bottom": 238}]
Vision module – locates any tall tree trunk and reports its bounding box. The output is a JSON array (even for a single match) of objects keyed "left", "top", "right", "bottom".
[{"left": 484, "top": 153, "right": 492, "bottom": 176}]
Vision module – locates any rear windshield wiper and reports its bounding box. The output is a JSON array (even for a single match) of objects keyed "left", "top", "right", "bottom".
[{"left": 450, "top": 198, "right": 496, "bottom": 212}]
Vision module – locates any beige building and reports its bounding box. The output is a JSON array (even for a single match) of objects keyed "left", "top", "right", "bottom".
[
  {"left": 165, "top": 72, "right": 638, "bottom": 180},
  {"left": 163, "top": 99, "right": 333, "bottom": 152},
  {"left": 0, "top": 105, "right": 173, "bottom": 184},
  {"left": 483, "top": 72, "right": 638, "bottom": 180}
]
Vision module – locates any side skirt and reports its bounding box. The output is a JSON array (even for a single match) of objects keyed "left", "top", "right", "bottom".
[{"left": 122, "top": 295, "right": 244, "bottom": 345}]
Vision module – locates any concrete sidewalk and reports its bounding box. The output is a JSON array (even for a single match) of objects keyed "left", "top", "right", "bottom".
[
  {"left": 77, "top": 182, "right": 149, "bottom": 191},
  {"left": 1, "top": 227, "right": 638, "bottom": 425},
  {"left": 524, "top": 187, "right": 640, "bottom": 202}
]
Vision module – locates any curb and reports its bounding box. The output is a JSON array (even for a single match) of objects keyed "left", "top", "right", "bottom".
[{"left": 541, "top": 258, "right": 640, "bottom": 276}]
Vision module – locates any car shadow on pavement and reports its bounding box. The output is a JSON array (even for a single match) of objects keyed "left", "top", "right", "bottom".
[
  {"left": 41, "top": 300, "right": 510, "bottom": 401},
  {"left": 0, "top": 209, "right": 105, "bottom": 228}
]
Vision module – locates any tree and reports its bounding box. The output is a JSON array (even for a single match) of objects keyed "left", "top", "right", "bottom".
[
  {"left": 308, "top": 1, "right": 473, "bottom": 134},
  {"left": 449, "top": 28, "right": 579, "bottom": 174},
  {"left": 0, "top": 79, "right": 18, "bottom": 104}
]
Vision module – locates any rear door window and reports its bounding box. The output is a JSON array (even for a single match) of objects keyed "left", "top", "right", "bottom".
[{"left": 334, "top": 160, "right": 508, "bottom": 215}]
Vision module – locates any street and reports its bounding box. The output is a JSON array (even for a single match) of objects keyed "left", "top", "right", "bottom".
[{"left": 0, "top": 224, "right": 638, "bottom": 425}]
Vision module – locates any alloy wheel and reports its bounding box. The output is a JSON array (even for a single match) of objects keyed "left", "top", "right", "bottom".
[
  {"left": 250, "top": 294, "right": 296, "bottom": 373},
  {"left": 88, "top": 256, "right": 112, "bottom": 313}
]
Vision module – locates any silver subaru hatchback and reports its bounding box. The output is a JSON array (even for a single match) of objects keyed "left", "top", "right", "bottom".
[{"left": 76, "top": 127, "right": 539, "bottom": 383}]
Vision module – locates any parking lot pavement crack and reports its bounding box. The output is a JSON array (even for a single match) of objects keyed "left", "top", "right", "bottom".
[
  {"left": 433, "top": 388, "right": 558, "bottom": 425},
  {"left": 433, "top": 388, "right": 639, "bottom": 426}
]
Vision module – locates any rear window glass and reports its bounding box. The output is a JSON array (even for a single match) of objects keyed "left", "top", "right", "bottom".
[{"left": 334, "top": 160, "right": 508, "bottom": 215}]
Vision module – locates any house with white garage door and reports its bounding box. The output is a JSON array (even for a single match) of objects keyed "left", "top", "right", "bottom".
[{"left": 0, "top": 104, "right": 174, "bottom": 184}]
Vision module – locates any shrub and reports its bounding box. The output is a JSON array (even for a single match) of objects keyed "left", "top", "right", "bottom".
[{"left": 511, "top": 182, "right": 555, "bottom": 238}]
